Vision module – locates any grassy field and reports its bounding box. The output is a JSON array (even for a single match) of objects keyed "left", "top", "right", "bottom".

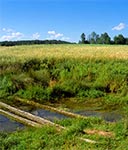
[
  {"left": 0, "top": 44, "right": 128, "bottom": 149},
  {"left": 0, "top": 44, "right": 128, "bottom": 63}
]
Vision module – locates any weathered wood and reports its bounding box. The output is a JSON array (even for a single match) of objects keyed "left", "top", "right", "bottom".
[
  {"left": 79, "top": 137, "right": 97, "bottom": 144},
  {"left": 0, "top": 101, "right": 97, "bottom": 144},
  {"left": 15, "top": 97, "right": 87, "bottom": 119},
  {"left": 84, "top": 129, "right": 115, "bottom": 137},
  {"left": 0, "top": 109, "right": 41, "bottom": 127},
  {"left": 0, "top": 102, "right": 65, "bottom": 130}
]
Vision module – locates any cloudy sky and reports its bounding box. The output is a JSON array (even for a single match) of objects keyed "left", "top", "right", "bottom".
[{"left": 0, "top": 0, "right": 128, "bottom": 42}]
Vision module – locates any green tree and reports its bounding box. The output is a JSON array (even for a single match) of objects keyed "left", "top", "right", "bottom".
[
  {"left": 88, "top": 31, "right": 99, "bottom": 44},
  {"left": 99, "top": 32, "right": 111, "bottom": 44},
  {"left": 125, "top": 38, "right": 128, "bottom": 45},
  {"left": 114, "top": 34, "right": 126, "bottom": 44},
  {"left": 80, "top": 33, "right": 86, "bottom": 44}
]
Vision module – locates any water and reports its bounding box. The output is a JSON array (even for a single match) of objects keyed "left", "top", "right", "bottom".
[
  {"left": 55, "top": 99, "right": 123, "bottom": 122},
  {"left": 31, "top": 109, "right": 68, "bottom": 121},
  {"left": 19, "top": 101, "right": 122, "bottom": 123},
  {"left": 30, "top": 108, "right": 122, "bottom": 122},
  {"left": 0, "top": 106, "right": 67, "bottom": 132},
  {"left": 0, "top": 99, "right": 122, "bottom": 132},
  {"left": 75, "top": 110, "right": 122, "bottom": 122},
  {"left": 0, "top": 114, "right": 24, "bottom": 132}
]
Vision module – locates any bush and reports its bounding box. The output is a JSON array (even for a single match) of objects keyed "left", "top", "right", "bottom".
[
  {"left": 22, "top": 59, "right": 41, "bottom": 72},
  {"left": 12, "top": 73, "right": 34, "bottom": 90},
  {"left": 0, "top": 75, "right": 16, "bottom": 98},
  {"left": 29, "top": 69, "right": 50, "bottom": 87},
  {"left": 77, "top": 89, "right": 104, "bottom": 98},
  {"left": 16, "top": 86, "right": 48, "bottom": 102}
]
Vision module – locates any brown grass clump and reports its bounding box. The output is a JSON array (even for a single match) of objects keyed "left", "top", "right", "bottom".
[{"left": 84, "top": 129, "right": 115, "bottom": 137}]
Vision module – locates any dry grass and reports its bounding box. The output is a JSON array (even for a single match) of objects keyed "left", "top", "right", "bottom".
[{"left": 0, "top": 44, "right": 128, "bottom": 63}]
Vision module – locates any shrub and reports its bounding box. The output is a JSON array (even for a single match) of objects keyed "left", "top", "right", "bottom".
[
  {"left": 0, "top": 75, "right": 16, "bottom": 98},
  {"left": 77, "top": 89, "right": 104, "bottom": 98},
  {"left": 22, "top": 59, "right": 41, "bottom": 72},
  {"left": 30, "top": 69, "right": 50, "bottom": 87},
  {"left": 12, "top": 73, "right": 34, "bottom": 90},
  {"left": 16, "top": 86, "right": 44, "bottom": 102}
]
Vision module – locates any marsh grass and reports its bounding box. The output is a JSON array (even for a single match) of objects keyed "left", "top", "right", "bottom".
[
  {"left": 0, "top": 45, "right": 128, "bottom": 149},
  {"left": 0, "top": 46, "right": 128, "bottom": 105}
]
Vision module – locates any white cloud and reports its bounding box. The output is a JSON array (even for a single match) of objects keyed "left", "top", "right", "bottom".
[
  {"left": 0, "top": 28, "right": 24, "bottom": 41},
  {"left": 61, "top": 37, "right": 70, "bottom": 41},
  {"left": 1, "top": 32, "right": 24, "bottom": 41},
  {"left": 47, "top": 30, "right": 68, "bottom": 40},
  {"left": 2, "top": 28, "right": 14, "bottom": 33},
  {"left": 55, "top": 33, "right": 63, "bottom": 38},
  {"left": 112, "top": 23, "right": 126, "bottom": 31},
  {"left": 32, "top": 32, "right": 40, "bottom": 40},
  {"left": 48, "top": 30, "right": 56, "bottom": 35}
]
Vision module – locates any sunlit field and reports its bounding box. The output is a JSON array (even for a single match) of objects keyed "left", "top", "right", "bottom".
[
  {"left": 0, "top": 44, "right": 128, "bottom": 150},
  {"left": 0, "top": 44, "right": 128, "bottom": 64}
]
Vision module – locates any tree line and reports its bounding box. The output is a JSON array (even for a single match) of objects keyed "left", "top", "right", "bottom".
[
  {"left": 79, "top": 32, "right": 128, "bottom": 45},
  {"left": 0, "top": 32, "right": 128, "bottom": 46},
  {"left": 0, "top": 40, "right": 72, "bottom": 46}
]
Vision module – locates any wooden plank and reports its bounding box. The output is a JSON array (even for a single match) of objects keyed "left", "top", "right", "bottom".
[
  {"left": 0, "top": 102, "right": 97, "bottom": 144},
  {"left": 0, "top": 102, "right": 65, "bottom": 130},
  {"left": 0, "top": 109, "right": 41, "bottom": 127},
  {"left": 15, "top": 97, "right": 87, "bottom": 119}
]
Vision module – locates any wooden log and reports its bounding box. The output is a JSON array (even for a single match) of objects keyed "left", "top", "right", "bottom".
[
  {"left": 79, "top": 137, "right": 97, "bottom": 144},
  {"left": 0, "top": 102, "right": 65, "bottom": 130},
  {"left": 83, "top": 129, "right": 115, "bottom": 137},
  {"left": 0, "top": 102, "right": 97, "bottom": 144},
  {"left": 0, "top": 109, "right": 41, "bottom": 127},
  {"left": 15, "top": 97, "right": 87, "bottom": 119}
]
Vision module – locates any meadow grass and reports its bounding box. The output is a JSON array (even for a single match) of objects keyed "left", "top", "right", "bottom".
[
  {"left": 0, "top": 118, "right": 128, "bottom": 150},
  {"left": 0, "top": 44, "right": 128, "bottom": 107},
  {"left": 0, "top": 44, "right": 128, "bottom": 149},
  {"left": 0, "top": 44, "right": 128, "bottom": 64}
]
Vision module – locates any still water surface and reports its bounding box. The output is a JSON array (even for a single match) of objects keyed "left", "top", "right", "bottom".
[
  {"left": 0, "top": 114, "right": 24, "bottom": 132},
  {"left": 0, "top": 101, "right": 122, "bottom": 132}
]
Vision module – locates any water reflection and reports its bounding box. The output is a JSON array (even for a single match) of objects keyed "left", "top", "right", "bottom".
[
  {"left": 75, "top": 110, "right": 122, "bottom": 122},
  {"left": 31, "top": 109, "right": 68, "bottom": 121},
  {"left": 0, "top": 114, "right": 24, "bottom": 132}
]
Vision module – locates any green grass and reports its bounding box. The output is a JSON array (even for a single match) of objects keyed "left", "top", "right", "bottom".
[
  {"left": 0, "top": 44, "right": 128, "bottom": 149},
  {"left": 0, "top": 118, "right": 128, "bottom": 150},
  {"left": 1, "top": 57, "right": 128, "bottom": 105}
]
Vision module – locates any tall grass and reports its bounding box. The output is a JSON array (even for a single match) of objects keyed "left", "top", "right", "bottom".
[
  {"left": 0, "top": 56, "right": 128, "bottom": 107},
  {"left": 0, "top": 45, "right": 128, "bottom": 64},
  {"left": 0, "top": 45, "right": 128, "bottom": 149},
  {"left": 0, "top": 44, "right": 128, "bottom": 104}
]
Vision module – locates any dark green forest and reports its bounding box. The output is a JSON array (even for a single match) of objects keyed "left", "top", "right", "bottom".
[
  {"left": 79, "top": 32, "right": 128, "bottom": 44},
  {"left": 0, "top": 40, "right": 73, "bottom": 46}
]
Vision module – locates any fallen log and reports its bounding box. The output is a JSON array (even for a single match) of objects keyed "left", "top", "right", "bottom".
[
  {"left": 0, "top": 102, "right": 97, "bottom": 144},
  {"left": 15, "top": 97, "right": 87, "bottom": 119},
  {"left": 79, "top": 137, "right": 97, "bottom": 144},
  {"left": 0, "top": 109, "right": 41, "bottom": 127},
  {"left": 0, "top": 102, "right": 65, "bottom": 131},
  {"left": 84, "top": 129, "right": 115, "bottom": 137}
]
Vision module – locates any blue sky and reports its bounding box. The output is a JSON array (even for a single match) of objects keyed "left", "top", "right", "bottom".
[{"left": 0, "top": 0, "right": 128, "bottom": 42}]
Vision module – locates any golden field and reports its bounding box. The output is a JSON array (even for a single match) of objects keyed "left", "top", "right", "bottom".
[{"left": 0, "top": 44, "right": 128, "bottom": 63}]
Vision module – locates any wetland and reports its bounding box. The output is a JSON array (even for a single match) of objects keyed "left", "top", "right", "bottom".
[{"left": 0, "top": 45, "right": 128, "bottom": 149}]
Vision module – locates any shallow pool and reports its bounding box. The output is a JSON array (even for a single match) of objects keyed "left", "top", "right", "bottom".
[
  {"left": 0, "top": 114, "right": 24, "bottom": 132},
  {"left": 75, "top": 110, "right": 122, "bottom": 122}
]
